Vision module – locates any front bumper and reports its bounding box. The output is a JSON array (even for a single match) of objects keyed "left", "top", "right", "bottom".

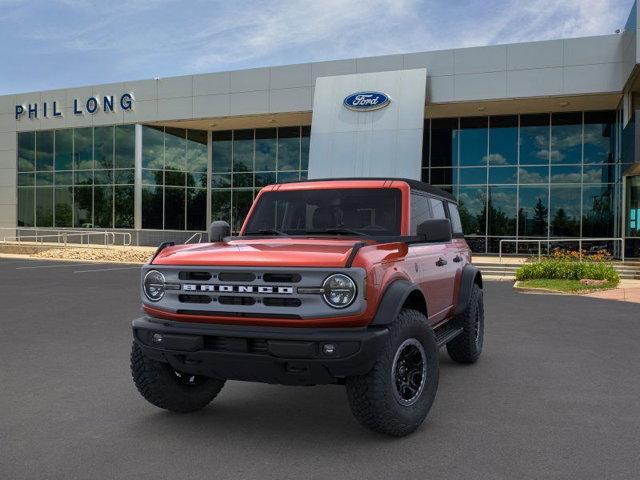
[{"left": 132, "top": 316, "right": 388, "bottom": 386}]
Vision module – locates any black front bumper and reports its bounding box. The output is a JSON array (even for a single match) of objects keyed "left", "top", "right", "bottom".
[{"left": 132, "top": 316, "right": 389, "bottom": 386}]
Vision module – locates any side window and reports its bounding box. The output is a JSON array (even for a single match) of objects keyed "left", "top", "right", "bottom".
[
  {"left": 410, "top": 193, "right": 432, "bottom": 234},
  {"left": 448, "top": 202, "right": 463, "bottom": 235},
  {"left": 429, "top": 198, "right": 446, "bottom": 220}
]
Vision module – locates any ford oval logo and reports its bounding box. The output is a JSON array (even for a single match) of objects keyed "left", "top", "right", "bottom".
[{"left": 343, "top": 91, "right": 391, "bottom": 111}]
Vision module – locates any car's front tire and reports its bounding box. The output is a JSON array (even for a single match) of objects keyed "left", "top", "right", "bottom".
[
  {"left": 131, "top": 342, "right": 225, "bottom": 413},
  {"left": 345, "top": 309, "right": 439, "bottom": 436}
]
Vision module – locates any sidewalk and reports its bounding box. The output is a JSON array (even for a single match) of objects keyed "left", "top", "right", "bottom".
[{"left": 582, "top": 280, "right": 640, "bottom": 304}]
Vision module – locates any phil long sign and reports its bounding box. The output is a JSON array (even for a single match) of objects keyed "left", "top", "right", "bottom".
[{"left": 15, "top": 93, "right": 134, "bottom": 120}]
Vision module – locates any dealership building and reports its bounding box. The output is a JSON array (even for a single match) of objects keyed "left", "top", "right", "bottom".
[{"left": 2, "top": 4, "right": 640, "bottom": 256}]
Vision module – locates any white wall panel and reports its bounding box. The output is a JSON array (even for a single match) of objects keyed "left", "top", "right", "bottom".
[{"left": 309, "top": 69, "right": 426, "bottom": 180}]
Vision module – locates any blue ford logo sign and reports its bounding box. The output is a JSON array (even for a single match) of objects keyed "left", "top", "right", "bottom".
[{"left": 343, "top": 91, "right": 390, "bottom": 111}]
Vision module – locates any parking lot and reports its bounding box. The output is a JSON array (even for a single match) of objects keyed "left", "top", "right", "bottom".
[{"left": 1, "top": 257, "right": 639, "bottom": 480}]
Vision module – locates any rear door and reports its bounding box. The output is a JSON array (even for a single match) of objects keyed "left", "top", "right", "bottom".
[
  {"left": 408, "top": 192, "right": 453, "bottom": 323},
  {"left": 427, "top": 197, "right": 458, "bottom": 316}
]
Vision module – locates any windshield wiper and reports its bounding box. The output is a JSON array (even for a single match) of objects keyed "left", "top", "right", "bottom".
[
  {"left": 245, "top": 229, "right": 287, "bottom": 236},
  {"left": 306, "top": 228, "right": 366, "bottom": 236}
]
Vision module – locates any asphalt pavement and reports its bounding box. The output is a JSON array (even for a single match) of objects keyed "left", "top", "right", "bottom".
[{"left": 1, "top": 258, "right": 639, "bottom": 480}]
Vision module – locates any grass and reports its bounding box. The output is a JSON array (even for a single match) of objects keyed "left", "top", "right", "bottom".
[{"left": 516, "top": 278, "right": 618, "bottom": 293}]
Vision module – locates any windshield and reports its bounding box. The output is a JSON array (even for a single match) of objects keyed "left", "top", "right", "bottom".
[{"left": 243, "top": 188, "right": 402, "bottom": 236}]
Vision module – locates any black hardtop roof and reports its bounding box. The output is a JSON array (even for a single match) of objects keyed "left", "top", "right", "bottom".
[{"left": 286, "top": 177, "right": 457, "bottom": 203}]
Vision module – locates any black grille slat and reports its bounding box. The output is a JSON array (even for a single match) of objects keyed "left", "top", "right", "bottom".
[
  {"left": 263, "top": 273, "right": 301, "bottom": 283},
  {"left": 179, "top": 271, "right": 212, "bottom": 281},
  {"left": 219, "top": 296, "right": 256, "bottom": 306},
  {"left": 263, "top": 297, "right": 302, "bottom": 307},
  {"left": 218, "top": 272, "right": 256, "bottom": 282},
  {"left": 178, "top": 294, "right": 212, "bottom": 304}
]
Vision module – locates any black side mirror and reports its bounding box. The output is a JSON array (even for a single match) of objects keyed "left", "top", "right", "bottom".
[
  {"left": 417, "top": 219, "right": 452, "bottom": 243},
  {"left": 209, "top": 221, "right": 230, "bottom": 242}
]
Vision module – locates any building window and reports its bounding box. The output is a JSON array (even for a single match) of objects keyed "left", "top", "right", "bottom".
[
  {"left": 211, "top": 126, "right": 310, "bottom": 233},
  {"left": 425, "top": 110, "right": 618, "bottom": 253},
  {"left": 141, "top": 126, "right": 208, "bottom": 231},
  {"left": 17, "top": 125, "right": 135, "bottom": 229}
]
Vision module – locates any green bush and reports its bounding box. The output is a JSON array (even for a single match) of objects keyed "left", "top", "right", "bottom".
[{"left": 515, "top": 260, "right": 619, "bottom": 284}]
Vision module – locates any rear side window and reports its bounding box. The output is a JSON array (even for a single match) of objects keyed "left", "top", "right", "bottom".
[
  {"left": 447, "top": 203, "right": 463, "bottom": 235},
  {"left": 429, "top": 198, "right": 446, "bottom": 219},
  {"left": 410, "top": 193, "right": 432, "bottom": 234}
]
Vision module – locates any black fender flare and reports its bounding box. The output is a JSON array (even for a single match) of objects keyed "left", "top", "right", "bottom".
[
  {"left": 454, "top": 264, "right": 483, "bottom": 315},
  {"left": 370, "top": 279, "right": 425, "bottom": 326}
]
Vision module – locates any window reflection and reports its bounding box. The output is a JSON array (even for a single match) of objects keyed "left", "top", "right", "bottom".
[
  {"left": 550, "top": 186, "right": 581, "bottom": 237},
  {"left": 520, "top": 114, "right": 549, "bottom": 165},
  {"left": 518, "top": 186, "right": 548, "bottom": 237},
  {"left": 551, "top": 113, "right": 582, "bottom": 164},
  {"left": 458, "top": 117, "right": 487, "bottom": 167},
  {"left": 584, "top": 111, "right": 615, "bottom": 164},
  {"left": 457, "top": 187, "right": 486, "bottom": 235},
  {"left": 488, "top": 116, "right": 517, "bottom": 165},
  {"left": 488, "top": 186, "right": 517, "bottom": 236}
]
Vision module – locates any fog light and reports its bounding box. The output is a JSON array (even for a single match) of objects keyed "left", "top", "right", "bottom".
[
  {"left": 322, "top": 343, "right": 336, "bottom": 355},
  {"left": 152, "top": 333, "right": 163, "bottom": 343}
]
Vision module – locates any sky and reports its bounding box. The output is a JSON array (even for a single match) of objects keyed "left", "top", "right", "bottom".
[{"left": 0, "top": 0, "right": 636, "bottom": 95}]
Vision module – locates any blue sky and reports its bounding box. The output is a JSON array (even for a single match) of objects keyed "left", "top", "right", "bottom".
[{"left": 0, "top": 0, "right": 635, "bottom": 95}]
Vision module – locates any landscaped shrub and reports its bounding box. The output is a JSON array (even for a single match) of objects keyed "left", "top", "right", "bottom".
[{"left": 515, "top": 260, "right": 619, "bottom": 284}]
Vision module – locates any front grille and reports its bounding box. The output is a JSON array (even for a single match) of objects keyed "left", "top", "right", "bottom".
[{"left": 147, "top": 266, "right": 365, "bottom": 320}]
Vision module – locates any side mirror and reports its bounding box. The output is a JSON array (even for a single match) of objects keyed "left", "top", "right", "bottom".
[
  {"left": 417, "top": 219, "right": 452, "bottom": 243},
  {"left": 209, "top": 221, "right": 230, "bottom": 242}
]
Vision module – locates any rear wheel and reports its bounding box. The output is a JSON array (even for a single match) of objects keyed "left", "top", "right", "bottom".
[
  {"left": 447, "top": 283, "right": 484, "bottom": 364},
  {"left": 131, "top": 342, "right": 225, "bottom": 413},
  {"left": 345, "top": 309, "right": 439, "bottom": 436}
]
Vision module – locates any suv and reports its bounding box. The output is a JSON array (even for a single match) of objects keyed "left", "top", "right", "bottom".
[{"left": 131, "top": 178, "right": 484, "bottom": 436}]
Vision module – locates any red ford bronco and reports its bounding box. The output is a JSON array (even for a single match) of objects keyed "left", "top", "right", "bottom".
[{"left": 131, "top": 178, "right": 484, "bottom": 436}]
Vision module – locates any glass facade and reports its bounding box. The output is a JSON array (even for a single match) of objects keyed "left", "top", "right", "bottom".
[
  {"left": 15, "top": 113, "right": 623, "bottom": 253},
  {"left": 211, "top": 127, "right": 310, "bottom": 232},
  {"left": 17, "top": 126, "right": 135, "bottom": 228},
  {"left": 423, "top": 111, "right": 620, "bottom": 253},
  {"left": 17, "top": 124, "right": 310, "bottom": 233}
]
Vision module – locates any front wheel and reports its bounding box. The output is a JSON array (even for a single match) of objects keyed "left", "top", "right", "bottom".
[
  {"left": 345, "top": 309, "right": 439, "bottom": 436},
  {"left": 131, "top": 342, "right": 226, "bottom": 413}
]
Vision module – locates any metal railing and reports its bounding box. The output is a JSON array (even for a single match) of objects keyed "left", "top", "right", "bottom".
[
  {"left": 0, "top": 228, "right": 132, "bottom": 248},
  {"left": 185, "top": 232, "right": 206, "bottom": 244},
  {"left": 498, "top": 238, "right": 625, "bottom": 262}
]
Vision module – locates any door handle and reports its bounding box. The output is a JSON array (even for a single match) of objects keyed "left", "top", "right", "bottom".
[
  {"left": 453, "top": 255, "right": 462, "bottom": 263},
  {"left": 436, "top": 257, "right": 447, "bottom": 267}
]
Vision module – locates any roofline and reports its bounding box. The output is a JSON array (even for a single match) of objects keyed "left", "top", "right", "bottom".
[{"left": 273, "top": 177, "right": 457, "bottom": 202}]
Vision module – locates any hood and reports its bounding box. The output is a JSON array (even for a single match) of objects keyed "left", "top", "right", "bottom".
[{"left": 151, "top": 238, "right": 368, "bottom": 268}]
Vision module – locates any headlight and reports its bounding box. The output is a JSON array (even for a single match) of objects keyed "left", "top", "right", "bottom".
[
  {"left": 322, "top": 273, "right": 357, "bottom": 309},
  {"left": 143, "top": 270, "right": 166, "bottom": 302}
]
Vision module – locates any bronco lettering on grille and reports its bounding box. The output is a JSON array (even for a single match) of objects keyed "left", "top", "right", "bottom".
[{"left": 182, "top": 284, "right": 294, "bottom": 294}]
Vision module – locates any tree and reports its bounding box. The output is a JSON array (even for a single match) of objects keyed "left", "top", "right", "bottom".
[{"left": 532, "top": 198, "right": 548, "bottom": 236}]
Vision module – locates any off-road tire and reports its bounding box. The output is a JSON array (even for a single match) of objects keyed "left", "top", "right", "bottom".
[
  {"left": 447, "top": 283, "right": 484, "bottom": 364},
  {"left": 131, "top": 342, "right": 225, "bottom": 413},
  {"left": 345, "top": 309, "right": 439, "bottom": 436}
]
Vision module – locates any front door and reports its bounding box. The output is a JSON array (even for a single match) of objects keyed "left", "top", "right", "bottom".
[{"left": 625, "top": 175, "right": 640, "bottom": 257}]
